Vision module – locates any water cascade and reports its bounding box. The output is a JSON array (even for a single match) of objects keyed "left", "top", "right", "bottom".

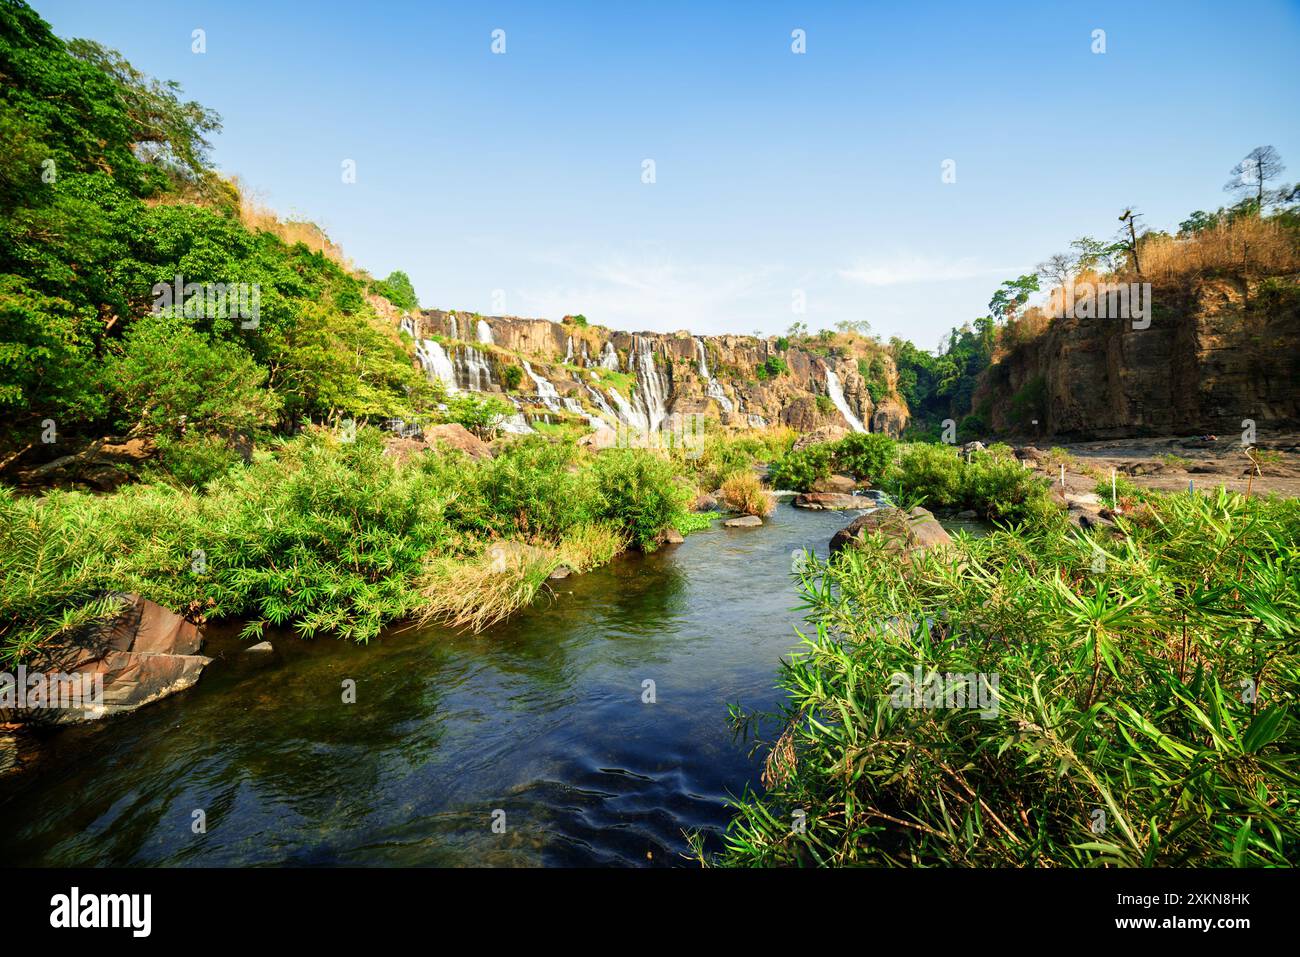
[
  {"left": 824, "top": 366, "right": 867, "bottom": 433},
  {"left": 632, "top": 336, "right": 669, "bottom": 434},
  {"left": 476, "top": 319, "right": 494, "bottom": 345},
  {"left": 695, "top": 338, "right": 734, "bottom": 413}
]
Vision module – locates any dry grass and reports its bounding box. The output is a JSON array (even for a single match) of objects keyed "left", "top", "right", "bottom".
[
  {"left": 719, "top": 470, "right": 774, "bottom": 516},
  {"left": 228, "top": 176, "right": 353, "bottom": 268},
  {"left": 417, "top": 541, "right": 561, "bottom": 634},
  {"left": 557, "top": 522, "right": 628, "bottom": 572},
  {"left": 1136, "top": 216, "right": 1299, "bottom": 283}
]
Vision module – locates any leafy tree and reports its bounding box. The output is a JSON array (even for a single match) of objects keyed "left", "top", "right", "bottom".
[{"left": 371, "top": 270, "right": 419, "bottom": 311}]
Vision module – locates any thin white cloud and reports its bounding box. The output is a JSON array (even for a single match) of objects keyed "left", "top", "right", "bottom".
[{"left": 838, "top": 255, "right": 1010, "bottom": 287}]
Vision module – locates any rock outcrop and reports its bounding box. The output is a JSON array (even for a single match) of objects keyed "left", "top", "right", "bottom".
[
  {"left": 3, "top": 594, "right": 211, "bottom": 725},
  {"left": 399, "top": 310, "right": 911, "bottom": 437},
  {"left": 830, "top": 506, "right": 953, "bottom": 557},
  {"left": 976, "top": 277, "right": 1300, "bottom": 439}
]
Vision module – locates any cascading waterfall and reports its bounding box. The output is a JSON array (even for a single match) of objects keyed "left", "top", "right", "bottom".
[
  {"left": 417, "top": 339, "right": 459, "bottom": 393},
  {"left": 454, "top": 346, "right": 496, "bottom": 392},
  {"left": 476, "top": 319, "right": 494, "bottom": 345},
  {"left": 579, "top": 341, "right": 590, "bottom": 367},
  {"left": 449, "top": 315, "right": 459, "bottom": 340},
  {"left": 582, "top": 383, "right": 620, "bottom": 426},
  {"left": 632, "top": 336, "right": 669, "bottom": 434},
  {"left": 607, "top": 387, "right": 650, "bottom": 433},
  {"left": 694, "top": 337, "right": 734, "bottom": 413},
  {"left": 824, "top": 366, "right": 867, "bottom": 433},
  {"left": 563, "top": 337, "right": 574, "bottom": 364},
  {"left": 522, "top": 360, "right": 562, "bottom": 412},
  {"left": 599, "top": 341, "right": 620, "bottom": 370}
]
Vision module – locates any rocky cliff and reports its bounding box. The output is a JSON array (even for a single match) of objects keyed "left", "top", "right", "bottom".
[
  {"left": 975, "top": 276, "right": 1300, "bottom": 440},
  {"left": 397, "top": 309, "right": 909, "bottom": 436}
]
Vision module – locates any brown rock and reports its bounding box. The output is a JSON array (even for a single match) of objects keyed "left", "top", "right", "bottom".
[
  {"left": 810, "top": 473, "right": 858, "bottom": 493},
  {"left": 724, "top": 515, "right": 763, "bottom": 527},
  {"left": 829, "top": 506, "right": 953, "bottom": 557},
  {"left": 425, "top": 423, "right": 494, "bottom": 460},
  {"left": 661, "top": 527, "right": 685, "bottom": 544},
  {"left": 793, "top": 492, "right": 864, "bottom": 510}
]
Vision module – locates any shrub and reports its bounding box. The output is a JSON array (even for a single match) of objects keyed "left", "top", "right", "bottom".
[
  {"left": 711, "top": 489, "right": 1300, "bottom": 867},
  {"left": 720, "top": 471, "right": 774, "bottom": 516},
  {"left": 500, "top": 364, "right": 523, "bottom": 390},
  {"left": 445, "top": 393, "right": 513, "bottom": 439},
  {"left": 768, "top": 445, "right": 834, "bottom": 492},
  {"left": 591, "top": 449, "right": 692, "bottom": 551},
  {"left": 154, "top": 432, "right": 244, "bottom": 487},
  {"left": 833, "top": 433, "right": 895, "bottom": 484}
]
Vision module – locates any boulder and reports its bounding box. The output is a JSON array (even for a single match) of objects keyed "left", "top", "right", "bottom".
[
  {"left": 424, "top": 423, "right": 494, "bottom": 460},
  {"left": 691, "top": 493, "right": 718, "bottom": 512},
  {"left": 829, "top": 506, "right": 953, "bottom": 557},
  {"left": 661, "top": 527, "right": 685, "bottom": 544},
  {"left": 244, "top": 641, "right": 275, "bottom": 655},
  {"left": 793, "top": 492, "right": 866, "bottom": 510},
  {"left": 6, "top": 594, "right": 211, "bottom": 725},
  {"left": 548, "top": 564, "right": 574, "bottom": 579},
  {"left": 724, "top": 515, "right": 763, "bottom": 527},
  {"left": 810, "top": 473, "right": 858, "bottom": 493}
]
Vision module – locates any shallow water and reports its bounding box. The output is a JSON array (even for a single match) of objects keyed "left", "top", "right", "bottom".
[{"left": 2, "top": 502, "right": 887, "bottom": 867}]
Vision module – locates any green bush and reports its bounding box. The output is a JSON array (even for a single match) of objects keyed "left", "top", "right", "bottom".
[
  {"left": 444, "top": 393, "right": 513, "bottom": 438},
  {"left": 834, "top": 433, "right": 895, "bottom": 484},
  {"left": 768, "top": 444, "right": 834, "bottom": 491},
  {"left": 154, "top": 432, "right": 244, "bottom": 487},
  {"left": 591, "top": 448, "right": 692, "bottom": 551},
  {"left": 500, "top": 364, "right": 523, "bottom": 390},
  {"left": 711, "top": 489, "right": 1300, "bottom": 867}
]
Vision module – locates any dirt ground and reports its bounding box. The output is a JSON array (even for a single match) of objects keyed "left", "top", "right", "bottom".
[{"left": 1021, "top": 434, "right": 1300, "bottom": 499}]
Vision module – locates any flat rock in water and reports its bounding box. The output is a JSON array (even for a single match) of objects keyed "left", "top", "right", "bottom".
[
  {"left": 244, "top": 641, "right": 275, "bottom": 654},
  {"left": 810, "top": 473, "right": 858, "bottom": 494},
  {"left": 661, "top": 527, "right": 685, "bottom": 544},
  {"left": 793, "top": 492, "right": 864, "bottom": 510},
  {"left": 724, "top": 515, "right": 763, "bottom": 527},
  {"left": 548, "top": 564, "right": 574, "bottom": 579},
  {"left": 829, "top": 506, "right": 953, "bottom": 557}
]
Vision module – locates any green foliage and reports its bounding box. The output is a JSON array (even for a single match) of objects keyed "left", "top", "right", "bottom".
[
  {"left": 444, "top": 392, "right": 513, "bottom": 439},
  {"left": 769, "top": 444, "right": 835, "bottom": 491},
  {"left": 591, "top": 449, "right": 693, "bottom": 551},
  {"left": 370, "top": 270, "right": 419, "bottom": 311},
  {"left": 153, "top": 432, "right": 244, "bottom": 488},
  {"left": 109, "top": 310, "right": 280, "bottom": 436},
  {"left": 755, "top": 355, "right": 788, "bottom": 380},
  {"left": 564, "top": 314, "right": 589, "bottom": 327},
  {"left": 712, "top": 490, "right": 1300, "bottom": 867},
  {"left": 894, "top": 442, "right": 1057, "bottom": 525},
  {"left": 500, "top": 364, "right": 524, "bottom": 390},
  {"left": 834, "top": 433, "right": 896, "bottom": 484},
  {"left": 775, "top": 336, "right": 790, "bottom": 352}
]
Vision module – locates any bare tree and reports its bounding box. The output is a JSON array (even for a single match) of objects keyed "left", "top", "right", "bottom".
[
  {"left": 1036, "top": 253, "right": 1076, "bottom": 289},
  {"left": 1118, "top": 208, "right": 1144, "bottom": 276},
  {"left": 1224, "top": 146, "right": 1286, "bottom": 208}
]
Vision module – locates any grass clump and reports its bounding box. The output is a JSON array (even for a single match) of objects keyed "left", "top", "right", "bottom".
[
  {"left": 720, "top": 471, "right": 774, "bottom": 516},
  {"left": 709, "top": 488, "right": 1300, "bottom": 867}
]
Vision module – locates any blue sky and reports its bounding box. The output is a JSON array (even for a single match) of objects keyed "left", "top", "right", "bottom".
[{"left": 33, "top": 0, "right": 1300, "bottom": 348}]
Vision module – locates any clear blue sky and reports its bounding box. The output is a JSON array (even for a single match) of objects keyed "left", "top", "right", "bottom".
[{"left": 33, "top": 0, "right": 1300, "bottom": 348}]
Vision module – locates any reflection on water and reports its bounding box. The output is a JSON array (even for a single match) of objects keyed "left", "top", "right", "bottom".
[{"left": 0, "top": 503, "right": 959, "bottom": 867}]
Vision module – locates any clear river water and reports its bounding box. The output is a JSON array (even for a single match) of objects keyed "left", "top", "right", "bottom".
[{"left": 0, "top": 502, "right": 974, "bottom": 867}]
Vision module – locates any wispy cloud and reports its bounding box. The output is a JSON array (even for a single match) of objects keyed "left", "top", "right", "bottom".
[
  {"left": 513, "top": 247, "right": 782, "bottom": 334},
  {"left": 838, "top": 255, "right": 1010, "bottom": 287}
]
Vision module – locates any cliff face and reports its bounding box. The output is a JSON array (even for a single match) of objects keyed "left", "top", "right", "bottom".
[
  {"left": 975, "top": 277, "right": 1300, "bottom": 439},
  {"left": 399, "top": 309, "right": 909, "bottom": 435}
]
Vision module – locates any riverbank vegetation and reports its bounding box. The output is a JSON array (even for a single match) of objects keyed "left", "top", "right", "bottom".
[
  {"left": 708, "top": 488, "right": 1300, "bottom": 866},
  {"left": 0, "top": 427, "right": 704, "bottom": 659}
]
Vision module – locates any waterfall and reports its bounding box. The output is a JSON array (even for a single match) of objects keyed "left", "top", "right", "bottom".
[
  {"left": 449, "top": 315, "right": 459, "bottom": 340},
  {"left": 694, "top": 337, "right": 734, "bottom": 413},
  {"left": 824, "top": 366, "right": 867, "bottom": 433},
  {"left": 632, "top": 336, "right": 669, "bottom": 433},
  {"left": 598, "top": 341, "right": 620, "bottom": 370},
  {"left": 522, "top": 360, "right": 562, "bottom": 412},
  {"left": 583, "top": 383, "right": 620, "bottom": 426},
  {"left": 454, "top": 346, "right": 496, "bottom": 392},
  {"left": 607, "top": 387, "right": 650, "bottom": 433},
  {"left": 416, "top": 339, "right": 459, "bottom": 393},
  {"left": 580, "top": 341, "right": 590, "bottom": 367},
  {"left": 564, "top": 337, "right": 574, "bottom": 364},
  {"left": 476, "top": 319, "right": 494, "bottom": 345},
  {"left": 747, "top": 413, "right": 767, "bottom": 428},
  {"left": 400, "top": 316, "right": 416, "bottom": 339}
]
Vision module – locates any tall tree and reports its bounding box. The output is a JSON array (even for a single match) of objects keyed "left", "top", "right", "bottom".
[{"left": 1224, "top": 146, "right": 1285, "bottom": 210}]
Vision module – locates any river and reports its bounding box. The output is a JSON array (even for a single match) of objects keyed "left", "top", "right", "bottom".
[{"left": 0, "top": 502, "right": 974, "bottom": 867}]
